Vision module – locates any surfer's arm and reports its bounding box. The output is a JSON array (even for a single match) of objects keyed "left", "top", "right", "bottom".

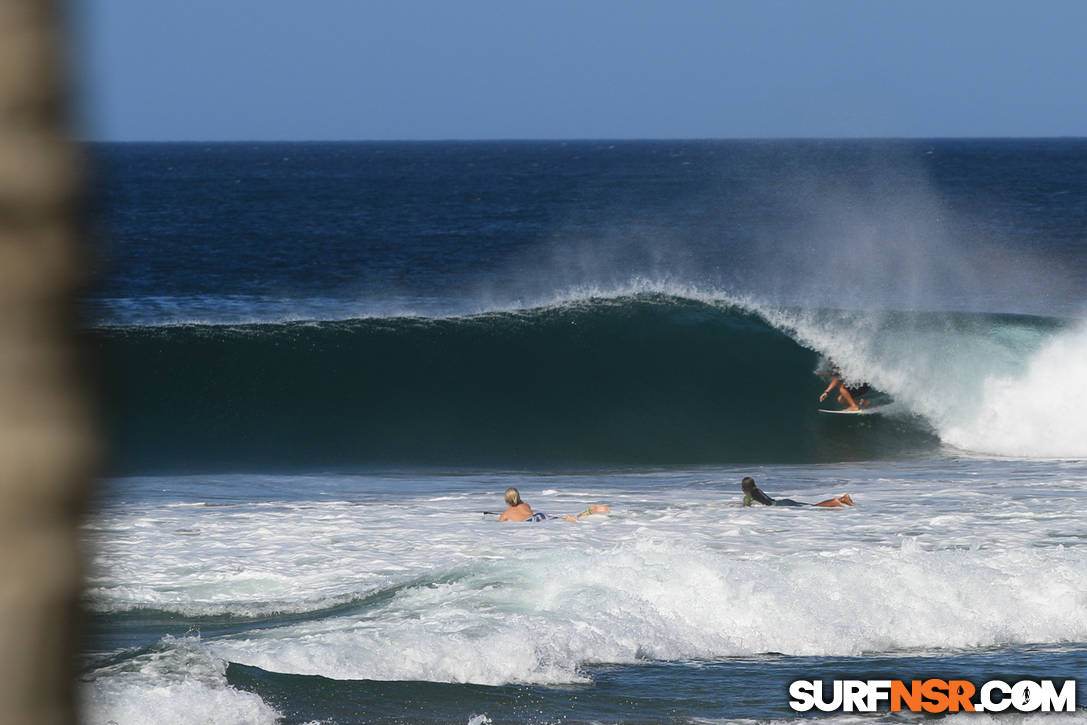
[{"left": 819, "top": 375, "right": 841, "bottom": 401}]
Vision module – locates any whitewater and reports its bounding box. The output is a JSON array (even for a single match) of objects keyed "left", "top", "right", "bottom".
[{"left": 83, "top": 461, "right": 1087, "bottom": 723}]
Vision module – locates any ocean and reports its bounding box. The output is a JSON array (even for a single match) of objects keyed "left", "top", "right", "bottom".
[{"left": 80, "top": 140, "right": 1086, "bottom": 724}]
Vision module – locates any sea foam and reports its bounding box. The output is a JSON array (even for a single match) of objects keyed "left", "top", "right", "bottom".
[
  {"left": 202, "top": 540, "right": 1086, "bottom": 685},
  {"left": 80, "top": 636, "right": 280, "bottom": 725},
  {"left": 85, "top": 466, "right": 1087, "bottom": 687},
  {"left": 944, "top": 323, "right": 1087, "bottom": 458}
]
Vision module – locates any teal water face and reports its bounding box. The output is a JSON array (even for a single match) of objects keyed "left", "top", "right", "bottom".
[
  {"left": 95, "top": 298, "right": 957, "bottom": 473},
  {"left": 95, "top": 297, "right": 1083, "bottom": 472}
]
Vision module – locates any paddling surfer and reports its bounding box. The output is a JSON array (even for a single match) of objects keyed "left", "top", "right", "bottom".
[
  {"left": 741, "top": 477, "right": 854, "bottom": 508},
  {"left": 498, "top": 488, "right": 611, "bottom": 522}
]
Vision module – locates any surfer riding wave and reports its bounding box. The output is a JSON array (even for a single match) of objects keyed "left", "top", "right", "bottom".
[{"left": 818, "top": 359, "right": 871, "bottom": 411}]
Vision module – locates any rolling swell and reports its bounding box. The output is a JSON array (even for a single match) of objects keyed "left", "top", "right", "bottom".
[{"left": 97, "top": 295, "right": 937, "bottom": 472}]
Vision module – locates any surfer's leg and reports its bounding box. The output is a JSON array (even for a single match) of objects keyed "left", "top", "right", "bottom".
[
  {"left": 567, "top": 504, "right": 611, "bottom": 521},
  {"left": 812, "top": 494, "right": 853, "bottom": 507},
  {"left": 836, "top": 387, "right": 860, "bottom": 411}
]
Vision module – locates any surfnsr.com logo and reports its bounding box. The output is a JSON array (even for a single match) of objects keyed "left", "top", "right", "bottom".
[{"left": 789, "top": 679, "right": 1076, "bottom": 713}]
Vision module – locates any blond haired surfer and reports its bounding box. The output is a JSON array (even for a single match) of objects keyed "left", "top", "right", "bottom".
[{"left": 497, "top": 487, "right": 610, "bottom": 522}]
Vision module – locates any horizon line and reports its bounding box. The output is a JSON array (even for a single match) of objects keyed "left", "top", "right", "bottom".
[{"left": 80, "top": 134, "right": 1087, "bottom": 144}]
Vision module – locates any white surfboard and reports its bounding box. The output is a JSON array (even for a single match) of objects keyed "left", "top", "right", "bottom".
[{"left": 818, "top": 406, "right": 885, "bottom": 416}]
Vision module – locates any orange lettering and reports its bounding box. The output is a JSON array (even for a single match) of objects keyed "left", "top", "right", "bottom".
[
  {"left": 947, "top": 680, "right": 975, "bottom": 712},
  {"left": 891, "top": 680, "right": 923, "bottom": 712},
  {"left": 921, "top": 679, "right": 950, "bottom": 713}
]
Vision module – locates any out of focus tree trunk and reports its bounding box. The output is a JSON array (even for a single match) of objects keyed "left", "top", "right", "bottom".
[{"left": 0, "top": 1, "right": 96, "bottom": 723}]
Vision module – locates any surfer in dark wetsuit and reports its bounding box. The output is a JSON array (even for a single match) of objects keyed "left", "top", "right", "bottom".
[
  {"left": 818, "top": 361, "right": 870, "bottom": 411},
  {"left": 741, "top": 477, "right": 854, "bottom": 508}
]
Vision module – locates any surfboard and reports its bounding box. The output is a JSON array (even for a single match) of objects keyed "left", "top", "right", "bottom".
[{"left": 818, "top": 406, "right": 884, "bottom": 416}]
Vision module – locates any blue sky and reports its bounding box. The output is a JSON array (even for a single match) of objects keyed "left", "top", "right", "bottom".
[{"left": 77, "top": 0, "right": 1087, "bottom": 141}]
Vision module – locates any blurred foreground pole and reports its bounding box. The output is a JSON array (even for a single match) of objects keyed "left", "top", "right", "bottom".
[{"left": 0, "top": 1, "right": 95, "bottom": 723}]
